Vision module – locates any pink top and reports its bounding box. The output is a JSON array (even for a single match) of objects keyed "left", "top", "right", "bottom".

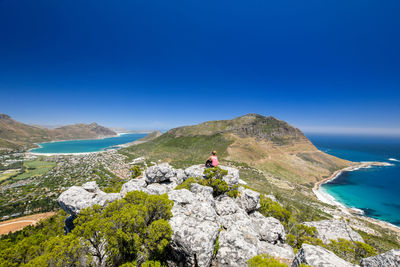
[{"left": 211, "top": 155, "right": 219, "bottom": 166}]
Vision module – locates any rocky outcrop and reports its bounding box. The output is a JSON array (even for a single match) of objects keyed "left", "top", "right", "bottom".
[
  {"left": 236, "top": 187, "right": 261, "bottom": 213},
  {"left": 58, "top": 182, "right": 120, "bottom": 217},
  {"left": 250, "top": 211, "right": 286, "bottom": 244},
  {"left": 291, "top": 244, "right": 357, "bottom": 267},
  {"left": 184, "top": 164, "right": 239, "bottom": 186},
  {"left": 120, "top": 178, "right": 147, "bottom": 196},
  {"left": 145, "top": 163, "right": 177, "bottom": 184},
  {"left": 303, "top": 219, "right": 364, "bottom": 244},
  {"left": 57, "top": 163, "right": 293, "bottom": 267},
  {"left": 360, "top": 249, "right": 400, "bottom": 267},
  {"left": 168, "top": 187, "right": 220, "bottom": 267}
]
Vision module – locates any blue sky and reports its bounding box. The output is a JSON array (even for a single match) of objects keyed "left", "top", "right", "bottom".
[{"left": 0, "top": 0, "right": 399, "bottom": 134}]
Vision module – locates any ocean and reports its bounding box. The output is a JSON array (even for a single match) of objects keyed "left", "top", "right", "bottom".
[
  {"left": 30, "top": 133, "right": 147, "bottom": 154},
  {"left": 307, "top": 134, "right": 400, "bottom": 227}
]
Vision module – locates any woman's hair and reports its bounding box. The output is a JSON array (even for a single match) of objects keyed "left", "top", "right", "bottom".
[{"left": 212, "top": 150, "right": 217, "bottom": 155}]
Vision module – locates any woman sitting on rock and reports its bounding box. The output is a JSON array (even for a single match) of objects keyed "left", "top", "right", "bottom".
[{"left": 205, "top": 150, "right": 219, "bottom": 168}]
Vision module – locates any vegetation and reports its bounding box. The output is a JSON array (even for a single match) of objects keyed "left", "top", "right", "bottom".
[
  {"left": 357, "top": 229, "right": 400, "bottom": 254},
  {"left": 327, "top": 238, "right": 377, "bottom": 264},
  {"left": 174, "top": 167, "right": 238, "bottom": 198},
  {"left": 247, "top": 254, "right": 288, "bottom": 267},
  {"left": 120, "top": 133, "right": 233, "bottom": 169},
  {"left": 0, "top": 191, "right": 174, "bottom": 266},
  {"left": 131, "top": 165, "right": 142, "bottom": 178}
]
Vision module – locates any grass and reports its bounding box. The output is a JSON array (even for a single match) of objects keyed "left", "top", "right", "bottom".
[
  {"left": 120, "top": 133, "right": 233, "bottom": 169},
  {"left": 0, "top": 169, "right": 20, "bottom": 182},
  {"left": 1, "top": 160, "right": 56, "bottom": 183}
]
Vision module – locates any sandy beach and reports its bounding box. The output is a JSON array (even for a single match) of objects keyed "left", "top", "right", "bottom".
[{"left": 313, "top": 161, "right": 400, "bottom": 234}]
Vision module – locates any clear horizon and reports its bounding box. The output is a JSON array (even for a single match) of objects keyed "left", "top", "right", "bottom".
[{"left": 1, "top": 0, "right": 399, "bottom": 135}]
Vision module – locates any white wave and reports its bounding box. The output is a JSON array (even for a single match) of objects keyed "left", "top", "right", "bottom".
[
  {"left": 349, "top": 208, "right": 365, "bottom": 215},
  {"left": 388, "top": 158, "right": 400, "bottom": 162}
]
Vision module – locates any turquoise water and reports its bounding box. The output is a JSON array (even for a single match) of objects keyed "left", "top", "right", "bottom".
[
  {"left": 307, "top": 134, "right": 400, "bottom": 226},
  {"left": 31, "top": 133, "right": 147, "bottom": 154}
]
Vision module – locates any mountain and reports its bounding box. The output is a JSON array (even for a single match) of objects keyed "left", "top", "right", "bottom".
[
  {"left": 121, "top": 114, "right": 352, "bottom": 186},
  {"left": 0, "top": 114, "right": 116, "bottom": 150}
]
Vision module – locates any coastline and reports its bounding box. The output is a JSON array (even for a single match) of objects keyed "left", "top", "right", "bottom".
[
  {"left": 313, "top": 161, "right": 400, "bottom": 233},
  {"left": 27, "top": 132, "right": 148, "bottom": 156}
]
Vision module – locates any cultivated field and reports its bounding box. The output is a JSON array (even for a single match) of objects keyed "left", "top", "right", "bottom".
[{"left": 0, "top": 212, "right": 56, "bottom": 235}]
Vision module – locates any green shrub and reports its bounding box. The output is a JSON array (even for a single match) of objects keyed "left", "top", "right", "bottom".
[
  {"left": 327, "top": 238, "right": 377, "bottom": 264},
  {"left": 247, "top": 254, "right": 288, "bottom": 267},
  {"left": 0, "top": 192, "right": 174, "bottom": 267},
  {"left": 203, "top": 166, "right": 228, "bottom": 180},
  {"left": 286, "top": 224, "right": 324, "bottom": 249},
  {"left": 131, "top": 165, "right": 142, "bottom": 178},
  {"left": 174, "top": 177, "right": 198, "bottom": 190},
  {"left": 259, "top": 195, "right": 291, "bottom": 224},
  {"left": 227, "top": 184, "right": 239, "bottom": 198}
]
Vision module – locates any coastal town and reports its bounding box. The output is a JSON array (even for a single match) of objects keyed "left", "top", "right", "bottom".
[{"left": 0, "top": 149, "right": 140, "bottom": 221}]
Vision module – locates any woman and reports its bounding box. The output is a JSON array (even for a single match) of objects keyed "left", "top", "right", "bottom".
[{"left": 205, "top": 150, "right": 219, "bottom": 167}]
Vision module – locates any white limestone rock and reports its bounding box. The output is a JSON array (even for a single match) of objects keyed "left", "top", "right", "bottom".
[
  {"left": 168, "top": 188, "right": 219, "bottom": 267},
  {"left": 58, "top": 183, "right": 121, "bottom": 217},
  {"left": 215, "top": 195, "right": 240, "bottom": 216},
  {"left": 184, "top": 164, "right": 205, "bottom": 179},
  {"left": 250, "top": 211, "right": 286, "bottom": 244},
  {"left": 258, "top": 242, "right": 295, "bottom": 262},
  {"left": 216, "top": 226, "right": 259, "bottom": 267},
  {"left": 82, "top": 181, "right": 100, "bottom": 193},
  {"left": 120, "top": 178, "right": 147, "bottom": 197},
  {"left": 360, "top": 249, "right": 400, "bottom": 267},
  {"left": 145, "top": 163, "right": 176, "bottom": 184},
  {"left": 236, "top": 188, "right": 261, "bottom": 213},
  {"left": 291, "top": 244, "right": 357, "bottom": 267},
  {"left": 303, "top": 219, "right": 364, "bottom": 244},
  {"left": 143, "top": 183, "right": 171, "bottom": 195}
]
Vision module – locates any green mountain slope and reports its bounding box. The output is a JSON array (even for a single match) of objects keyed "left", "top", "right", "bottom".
[
  {"left": 0, "top": 114, "right": 116, "bottom": 150},
  {"left": 120, "top": 114, "right": 352, "bottom": 186}
]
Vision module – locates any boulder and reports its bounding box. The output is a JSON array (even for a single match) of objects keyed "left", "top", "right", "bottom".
[
  {"left": 58, "top": 184, "right": 120, "bottom": 217},
  {"left": 145, "top": 163, "right": 176, "bottom": 184},
  {"left": 168, "top": 189, "right": 219, "bottom": 267},
  {"left": 190, "top": 183, "right": 215, "bottom": 207},
  {"left": 360, "top": 249, "right": 400, "bottom": 267},
  {"left": 250, "top": 211, "right": 286, "bottom": 244},
  {"left": 173, "top": 169, "right": 187, "bottom": 185},
  {"left": 215, "top": 195, "right": 240, "bottom": 216},
  {"left": 258, "top": 242, "right": 294, "bottom": 262},
  {"left": 303, "top": 219, "right": 364, "bottom": 244},
  {"left": 184, "top": 164, "right": 205, "bottom": 179},
  {"left": 120, "top": 178, "right": 147, "bottom": 197},
  {"left": 220, "top": 165, "right": 240, "bottom": 186},
  {"left": 143, "top": 183, "right": 171, "bottom": 195},
  {"left": 291, "top": 244, "right": 357, "bottom": 267},
  {"left": 216, "top": 226, "right": 259, "bottom": 267},
  {"left": 236, "top": 188, "right": 261, "bottom": 213},
  {"left": 168, "top": 189, "right": 197, "bottom": 205},
  {"left": 82, "top": 181, "right": 100, "bottom": 193}
]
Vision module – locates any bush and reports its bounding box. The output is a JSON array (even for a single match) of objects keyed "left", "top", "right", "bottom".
[
  {"left": 0, "top": 192, "right": 174, "bottom": 267},
  {"left": 131, "top": 165, "right": 142, "bottom": 178},
  {"left": 327, "top": 238, "right": 377, "bottom": 264},
  {"left": 247, "top": 254, "right": 288, "bottom": 267},
  {"left": 286, "top": 224, "right": 324, "bottom": 249},
  {"left": 174, "top": 177, "right": 198, "bottom": 190},
  {"left": 259, "top": 195, "right": 291, "bottom": 224}
]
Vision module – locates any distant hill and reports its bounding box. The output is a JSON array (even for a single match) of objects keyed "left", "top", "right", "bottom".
[
  {"left": 0, "top": 114, "right": 116, "bottom": 150},
  {"left": 120, "top": 114, "right": 352, "bottom": 185}
]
